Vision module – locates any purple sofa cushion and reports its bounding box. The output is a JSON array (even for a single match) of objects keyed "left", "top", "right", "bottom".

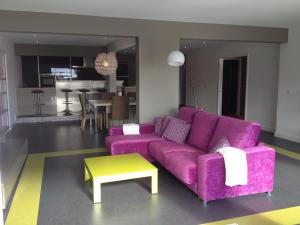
[
  {"left": 208, "top": 116, "right": 261, "bottom": 150},
  {"left": 210, "top": 136, "right": 230, "bottom": 153},
  {"left": 105, "top": 133, "right": 162, "bottom": 161},
  {"left": 162, "top": 119, "right": 191, "bottom": 144},
  {"left": 149, "top": 140, "right": 200, "bottom": 166},
  {"left": 177, "top": 106, "right": 201, "bottom": 123},
  {"left": 165, "top": 150, "right": 206, "bottom": 185},
  {"left": 187, "top": 111, "right": 219, "bottom": 151},
  {"left": 154, "top": 117, "right": 164, "bottom": 136}
]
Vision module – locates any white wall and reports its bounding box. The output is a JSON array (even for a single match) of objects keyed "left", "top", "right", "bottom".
[
  {"left": 276, "top": 23, "right": 300, "bottom": 142},
  {"left": 185, "top": 42, "right": 280, "bottom": 131},
  {"left": 0, "top": 35, "right": 22, "bottom": 126}
]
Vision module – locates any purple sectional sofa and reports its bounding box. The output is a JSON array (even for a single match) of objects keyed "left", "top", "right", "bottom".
[{"left": 105, "top": 107, "right": 276, "bottom": 203}]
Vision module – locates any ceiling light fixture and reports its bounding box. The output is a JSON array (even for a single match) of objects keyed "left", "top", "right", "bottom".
[
  {"left": 167, "top": 50, "right": 185, "bottom": 66},
  {"left": 94, "top": 52, "right": 118, "bottom": 75},
  {"left": 94, "top": 37, "right": 118, "bottom": 75}
]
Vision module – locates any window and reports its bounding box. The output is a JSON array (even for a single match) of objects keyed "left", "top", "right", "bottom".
[
  {"left": 50, "top": 68, "right": 77, "bottom": 79},
  {"left": 116, "top": 63, "right": 129, "bottom": 86}
]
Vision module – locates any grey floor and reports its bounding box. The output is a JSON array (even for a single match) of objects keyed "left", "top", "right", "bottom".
[
  {"left": 6, "top": 121, "right": 106, "bottom": 153},
  {"left": 5, "top": 122, "right": 300, "bottom": 225}
]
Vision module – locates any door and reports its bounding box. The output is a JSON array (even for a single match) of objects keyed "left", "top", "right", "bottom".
[
  {"left": 218, "top": 56, "right": 247, "bottom": 119},
  {"left": 179, "top": 61, "right": 186, "bottom": 107}
]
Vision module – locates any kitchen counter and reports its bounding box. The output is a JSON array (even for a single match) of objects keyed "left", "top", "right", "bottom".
[{"left": 17, "top": 80, "right": 124, "bottom": 117}]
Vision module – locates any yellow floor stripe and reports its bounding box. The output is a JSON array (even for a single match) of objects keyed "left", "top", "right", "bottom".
[
  {"left": 200, "top": 206, "right": 300, "bottom": 225},
  {"left": 199, "top": 145, "right": 300, "bottom": 225},
  {"left": 5, "top": 148, "right": 107, "bottom": 225},
  {"left": 268, "top": 144, "right": 300, "bottom": 161}
]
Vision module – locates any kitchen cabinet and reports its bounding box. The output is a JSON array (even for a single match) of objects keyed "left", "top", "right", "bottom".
[{"left": 22, "top": 56, "right": 39, "bottom": 87}]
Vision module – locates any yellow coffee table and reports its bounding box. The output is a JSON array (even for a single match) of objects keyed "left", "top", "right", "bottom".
[{"left": 84, "top": 153, "right": 158, "bottom": 203}]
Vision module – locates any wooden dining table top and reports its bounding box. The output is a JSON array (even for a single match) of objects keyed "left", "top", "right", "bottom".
[{"left": 88, "top": 99, "right": 136, "bottom": 107}]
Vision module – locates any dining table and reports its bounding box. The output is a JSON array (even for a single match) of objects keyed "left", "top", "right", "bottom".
[{"left": 88, "top": 99, "right": 137, "bottom": 132}]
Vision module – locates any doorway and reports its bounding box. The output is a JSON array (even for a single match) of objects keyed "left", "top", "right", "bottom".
[
  {"left": 179, "top": 61, "right": 186, "bottom": 107},
  {"left": 218, "top": 56, "right": 247, "bottom": 119}
]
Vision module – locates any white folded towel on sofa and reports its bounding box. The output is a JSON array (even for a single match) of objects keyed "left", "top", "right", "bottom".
[
  {"left": 216, "top": 147, "right": 248, "bottom": 187},
  {"left": 122, "top": 123, "right": 140, "bottom": 135}
]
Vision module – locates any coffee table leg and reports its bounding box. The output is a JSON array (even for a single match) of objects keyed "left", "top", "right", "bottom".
[
  {"left": 151, "top": 171, "right": 158, "bottom": 194},
  {"left": 84, "top": 166, "right": 90, "bottom": 182},
  {"left": 93, "top": 181, "right": 101, "bottom": 203}
]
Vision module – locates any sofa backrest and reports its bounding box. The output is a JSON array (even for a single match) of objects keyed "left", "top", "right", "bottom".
[
  {"left": 208, "top": 116, "right": 261, "bottom": 151},
  {"left": 186, "top": 111, "right": 219, "bottom": 151},
  {"left": 177, "top": 106, "right": 202, "bottom": 123}
]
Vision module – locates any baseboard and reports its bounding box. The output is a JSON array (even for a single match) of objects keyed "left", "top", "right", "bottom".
[
  {"left": 274, "top": 131, "right": 300, "bottom": 143},
  {"left": 16, "top": 114, "right": 81, "bottom": 123},
  {"left": 261, "top": 125, "right": 275, "bottom": 132}
]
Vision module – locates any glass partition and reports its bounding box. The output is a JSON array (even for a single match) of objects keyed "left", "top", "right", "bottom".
[{"left": 0, "top": 51, "right": 9, "bottom": 138}]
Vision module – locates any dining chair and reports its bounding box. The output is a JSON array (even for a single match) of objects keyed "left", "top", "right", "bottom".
[
  {"left": 108, "top": 96, "right": 129, "bottom": 127},
  {"left": 124, "top": 88, "right": 136, "bottom": 123},
  {"left": 100, "top": 92, "right": 115, "bottom": 100},
  {"left": 96, "top": 92, "right": 115, "bottom": 126},
  {"left": 79, "top": 94, "right": 104, "bottom": 131}
]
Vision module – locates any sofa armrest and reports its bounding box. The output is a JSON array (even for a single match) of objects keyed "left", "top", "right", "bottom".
[
  {"left": 197, "top": 145, "right": 276, "bottom": 202},
  {"left": 108, "top": 123, "right": 155, "bottom": 136}
]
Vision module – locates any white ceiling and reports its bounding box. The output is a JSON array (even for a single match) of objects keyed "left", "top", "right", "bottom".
[
  {"left": 0, "top": 32, "right": 135, "bottom": 46},
  {"left": 0, "top": 0, "right": 299, "bottom": 27}
]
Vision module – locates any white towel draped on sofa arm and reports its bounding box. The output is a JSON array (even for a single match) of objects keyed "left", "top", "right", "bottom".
[
  {"left": 122, "top": 124, "right": 140, "bottom": 135},
  {"left": 216, "top": 147, "right": 248, "bottom": 187}
]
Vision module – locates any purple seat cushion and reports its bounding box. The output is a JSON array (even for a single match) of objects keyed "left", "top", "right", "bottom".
[
  {"left": 162, "top": 119, "right": 191, "bottom": 144},
  {"left": 105, "top": 134, "right": 162, "bottom": 161},
  {"left": 208, "top": 116, "right": 261, "bottom": 150},
  {"left": 149, "top": 140, "right": 200, "bottom": 166},
  {"left": 165, "top": 150, "right": 206, "bottom": 185},
  {"left": 187, "top": 111, "right": 219, "bottom": 151},
  {"left": 177, "top": 106, "right": 201, "bottom": 123}
]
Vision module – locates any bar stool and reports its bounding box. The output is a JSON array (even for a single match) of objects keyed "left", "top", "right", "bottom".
[
  {"left": 32, "top": 89, "right": 44, "bottom": 116},
  {"left": 61, "top": 89, "right": 73, "bottom": 116}
]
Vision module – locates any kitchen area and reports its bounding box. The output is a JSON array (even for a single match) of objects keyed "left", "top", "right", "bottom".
[{"left": 10, "top": 33, "right": 137, "bottom": 123}]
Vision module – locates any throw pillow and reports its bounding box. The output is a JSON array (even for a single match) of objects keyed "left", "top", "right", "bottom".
[
  {"left": 154, "top": 117, "right": 164, "bottom": 136},
  {"left": 161, "top": 115, "right": 187, "bottom": 133},
  {"left": 160, "top": 116, "right": 171, "bottom": 134},
  {"left": 210, "top": 136, "right": 230, "bottom": 153},
  {"left": 162, "top": 119, "right": 191, "bottom": 144}
]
